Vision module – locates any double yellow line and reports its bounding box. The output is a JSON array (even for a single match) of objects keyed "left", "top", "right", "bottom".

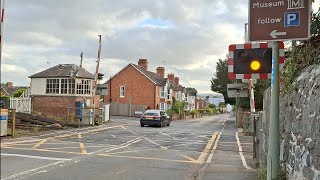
[{"left": 197, "top": 132, "right": 218, "bottom": 163}]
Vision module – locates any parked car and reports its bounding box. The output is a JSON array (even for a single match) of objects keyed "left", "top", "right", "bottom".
[{"left": 140, "top": 110, "right": 171, "bottom": 127}]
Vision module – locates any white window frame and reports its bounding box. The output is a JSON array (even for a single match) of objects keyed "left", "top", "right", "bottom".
[
  {"left": 176, "top": 92, "right": 181, "bottom": 101},
  {"left": 120, "top": 86, "right": 125, "bottom": 97},
  {"left": 76, "top": 79, "right": 91, "bottom": 95},
  {"left": 160, "top": 86, "right": 166, "bottom": 98},
  {"left": 160, "top": 103, "right": 166, "bottom": 111},
  {"left": 46, "top": 79, "right": 60, "bottom": 94}
]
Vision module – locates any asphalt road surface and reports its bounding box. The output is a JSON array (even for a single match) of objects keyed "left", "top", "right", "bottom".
[{"left": 1, "top": 114, "right": 254, "bottom": 180}]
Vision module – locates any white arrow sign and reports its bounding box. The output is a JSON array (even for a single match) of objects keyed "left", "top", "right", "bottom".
[{"left": 270, "top": 30, "right": 287, "bottom": 38}]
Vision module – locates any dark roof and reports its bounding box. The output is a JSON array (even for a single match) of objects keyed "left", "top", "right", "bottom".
[
  {"left": 173, "top": 85, "right": 185, "bottom": 92},
  {"left": 0, "top": 86, "right": 28, "bottom": 96},
  {"left": 130, "top": 64, "right": 167, "bottom": 86},
  {"left": 29, "top": 64, "right": 94, "bottom": 79}
]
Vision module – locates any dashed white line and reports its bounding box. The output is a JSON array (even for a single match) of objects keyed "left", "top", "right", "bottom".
[{"left": 236, "top": 132, "right": 252, "bottom": 170}]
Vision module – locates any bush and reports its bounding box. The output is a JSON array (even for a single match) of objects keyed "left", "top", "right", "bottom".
[
  {"left": 191, "top": 110, "right": 199, "bottom": 116},
  {"left": 218, "top": 102, "right": 226, "bottom": 107},
  {"left": 185, "top": 110, "right": 191, "bottom": 116},
  {"left": 208, "top": 104, "right": 216, "bottom": 109}
]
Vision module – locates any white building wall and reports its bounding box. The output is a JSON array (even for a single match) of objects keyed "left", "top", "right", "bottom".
[{"left": 30, "top": 78, "right": 46, "bottom": 95}]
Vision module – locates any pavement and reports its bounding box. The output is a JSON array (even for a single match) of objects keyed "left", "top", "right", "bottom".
[
  {"left": 1, "top": 114, "right": 257, "bottom": 180},
  {"left": 198, "top": 116, "right": 256, "bottom": 180}
]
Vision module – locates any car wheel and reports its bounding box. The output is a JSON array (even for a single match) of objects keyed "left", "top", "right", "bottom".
[
  {"left": 167, "top": 122, "right": 170, "bottom": 126},
  {"left": 160, "top": 120, "right": 164, "bottom": 128},
  {"left": 141, "top": 124, "right": 144, "bottom": 127}
]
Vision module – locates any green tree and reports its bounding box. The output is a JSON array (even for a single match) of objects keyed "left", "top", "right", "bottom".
[
  {"left": 210, "top": 58, "right": 235, "bottom": 104},
  {"left": 13, "top": 89, "right": 27, "bottom": 97},
  {"left": 186, "top": 87, "right": 197, "bottom": 96},
  {"left": 311, "top": 7, "right": 320, "bottom": 37},
  {"left": 172, "top": 101, "right": 185, "bottom": 115},
  {"left": 208, "top": 104, "right": 216, "bottom": 109},
  {"left": 254, "top": 80, "right": 270, "bottom": 109},
  {"left": 210, "top": 58, "right": 269, "bottom": 109}
]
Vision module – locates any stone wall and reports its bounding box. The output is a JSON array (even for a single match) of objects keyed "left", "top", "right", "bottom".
[{"left": 257, "top": 64, "right": 320, "bottom": 180}]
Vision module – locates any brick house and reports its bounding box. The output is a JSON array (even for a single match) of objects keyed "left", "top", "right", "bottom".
[
  {"left": 29, "top": 64, "right": 97, "bottom": 119},
  {"left": 0, "top": 82, "right": 28, "bottom": 97},
  {"left": 196, "top": 98, "right": 209, "bottom": 109},
  {"left": 103, "top": 59, "right": 173, "bottom": 111}
]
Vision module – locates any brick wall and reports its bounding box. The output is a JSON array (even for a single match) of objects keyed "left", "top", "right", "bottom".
[
  {"left": 104, "top": 65, "right": 156, "bottom": 109},
  {"left": 32, "top": 96, "right": 77, "bottom": 120}
]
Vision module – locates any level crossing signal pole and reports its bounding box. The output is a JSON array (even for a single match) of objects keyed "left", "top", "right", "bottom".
[{"left": 267, "top": 41, "right": 280, "bottom": 180}]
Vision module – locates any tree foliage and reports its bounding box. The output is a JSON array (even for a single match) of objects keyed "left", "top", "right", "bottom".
[
  {"left": 311, "top": 7, "right": 320, "bottom": 38},
  {"left": 210, "top": 58, "right": 235, "bottom": 104},
  {"left": 186, "top": 87, "right": 197, "bottom": 96},
  {"left": 13, "top": 89, "right": 27, "bottom": 98},
  {"left": 281, "top": 8, "right": 320, "bottom": 93},
  {"left": 210, "top": 58, "right": 270, "bottom": 109}
]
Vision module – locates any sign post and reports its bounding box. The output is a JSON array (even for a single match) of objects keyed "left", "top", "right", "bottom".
[
  {"left": 268, "top": 41, "right": 280, "bottom": 180},
  {"left": 249, "top": 0, "right": 311, "bottom": 42},
  {"left": 248, "top": 0, "right": 311, "bottom": 179}
]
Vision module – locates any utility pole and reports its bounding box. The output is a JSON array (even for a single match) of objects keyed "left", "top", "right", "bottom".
[
  {"left": 80, "top": 52, "right": 83, "bottom": 68},
  {"left": 91, "top": 35, "right": 102, "bottom": 126},
  {"left": 267, "top": 41, "right": 280, "bottom": 180},
  {"left": 0, "top": 0, "right": 7, "bottom": 84}
]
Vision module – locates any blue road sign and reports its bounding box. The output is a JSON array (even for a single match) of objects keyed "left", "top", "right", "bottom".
[{"left": 284, "top": 12, "right": 300, "bottom": 27}]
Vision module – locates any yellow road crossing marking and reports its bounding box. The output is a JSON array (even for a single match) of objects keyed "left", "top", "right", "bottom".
[
  {"left": 31, "top": 139, "right": 48, "bottom": 150},
  {"left": 197, "top": 132, "right": 217, "bottom": 163},
  {"left": 105, "top": 150, "right": 140, "bottom": 155},
  {"left": 178, "top": 153, "right": 197, "bottom": 163},
  {"left": 97, "top": 154, "right": 200, "bottom": 164},
  {"left": 79, "top": 143, "right": 88, "bottom": 154}
]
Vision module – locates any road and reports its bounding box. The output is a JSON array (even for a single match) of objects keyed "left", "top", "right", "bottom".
[{"left": 1, "top": 114, "right": 254, "bottom": 180}]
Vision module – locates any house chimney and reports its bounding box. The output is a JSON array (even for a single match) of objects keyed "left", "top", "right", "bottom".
[
  {"left": 167, "top": 73, "right": 175, "bottom": 82},
  {"left": 138, "top": 59, "right": 148, "bottom": 70},
  {"left": 156, "top": 67, "right": 165, "bottom": 78},
  {"left": 6, "top": 82, "right": 13, "bottom": 88},
  {"left": 174, "top": 77, "right": 179, "bottom": 85}
]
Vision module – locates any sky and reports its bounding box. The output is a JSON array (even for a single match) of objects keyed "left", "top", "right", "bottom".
[{"left": 1, "top": 0, "right": 319, "bottom": 94}]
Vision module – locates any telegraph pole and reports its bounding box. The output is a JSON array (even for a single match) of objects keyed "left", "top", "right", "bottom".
[
  {"left": 91, "top": 35, "right": 102, "bottom": 125},
  {"left": 267, "top": 41, "right": 280, "bottom": 179},
  {"left": 80, "top": 52, "right": 83, "bottom": 68},
  {"left": 0, "top": 0, "right": 7, "bottom": 84}
]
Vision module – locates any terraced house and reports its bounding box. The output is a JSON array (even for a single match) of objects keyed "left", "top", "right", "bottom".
[{"left": 103, "top": 59, "right": 197, "bottom": 112}]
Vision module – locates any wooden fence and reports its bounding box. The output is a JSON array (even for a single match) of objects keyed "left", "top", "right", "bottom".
[{"left": 109, "top": 102, "right": 145, "bottom": 117}]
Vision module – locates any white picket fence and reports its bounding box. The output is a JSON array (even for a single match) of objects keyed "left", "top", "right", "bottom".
[{"left": 10, "top": 89, "right": 31, "bottom": 113}]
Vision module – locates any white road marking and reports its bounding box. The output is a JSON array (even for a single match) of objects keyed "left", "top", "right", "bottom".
[
  {"left": 1, "top": 161, "right": 66, "bottom": 180},
  {"left": 1, "top": 153, "right": 71, "bottom": 161},
  {"left": 144, "top": 138, "right": 168, "bottom": 150},
  {"left": 236, "top": 132, "right": 252, "bottom": 170}
]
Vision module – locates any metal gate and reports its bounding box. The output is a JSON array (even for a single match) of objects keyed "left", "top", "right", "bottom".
[{"left": 10, "top": 89, "right": 31, "bottom": 113}]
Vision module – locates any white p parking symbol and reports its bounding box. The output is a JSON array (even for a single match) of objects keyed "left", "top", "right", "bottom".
[
  {"left": 287, "top": 14, "right": 296, "bottom": 24},
  {"left": 284, "top": 12, "right": 300, "bottom": 27}
]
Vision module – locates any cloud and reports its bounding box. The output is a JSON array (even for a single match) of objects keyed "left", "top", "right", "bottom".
[{"left": 1, "top": 0, "right": 261, "bottom": 94}]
